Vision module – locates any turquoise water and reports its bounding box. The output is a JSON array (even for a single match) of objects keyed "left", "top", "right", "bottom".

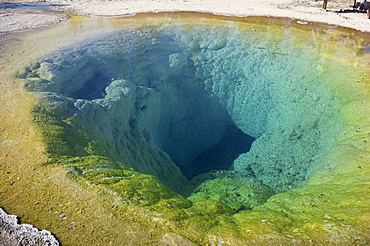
[{"left": 18, "top": 15, "right": 365, "bottom": 209}]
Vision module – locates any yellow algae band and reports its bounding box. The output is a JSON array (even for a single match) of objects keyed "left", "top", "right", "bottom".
[{"left": 1, "top": 13, "right": 370, "bottom": 245}]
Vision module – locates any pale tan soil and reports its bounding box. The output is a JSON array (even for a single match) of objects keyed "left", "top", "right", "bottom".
[
  {"left": 0, "top": 0, "right": 370, "bottom": 34},
  {"left": 51, "top": 0, "right": 370, "bottom": 32}
]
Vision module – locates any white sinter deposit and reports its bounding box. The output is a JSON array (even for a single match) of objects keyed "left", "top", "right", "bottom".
[{"left": 0, "top": 208, "right": 59, "bottom": 246}]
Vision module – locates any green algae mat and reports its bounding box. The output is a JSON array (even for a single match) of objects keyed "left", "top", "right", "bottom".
[{"left": 1, "top": 13, "right": 370, "bottom": 245}]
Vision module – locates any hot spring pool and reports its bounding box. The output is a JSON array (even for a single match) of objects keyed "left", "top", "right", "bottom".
[{"left": 1, "top": 13, "right": 369, "bottom": 245}]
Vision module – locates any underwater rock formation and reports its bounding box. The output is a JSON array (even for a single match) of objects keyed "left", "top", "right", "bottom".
[
  {"left": 187, "top": 171, "right": 275, "bottom": 211},
  {"left": 22, "top": 25, "right": 342, "bottom": 195},
  {"left": 0, "top": 208, "right": 59, "bottom": 246}
]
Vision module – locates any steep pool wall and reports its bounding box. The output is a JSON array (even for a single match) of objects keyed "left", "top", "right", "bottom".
[
  {"left": 23, "top": 22, "right": 341, "bottom": 194},
  {"left": 1, "top": 13, "right": 369, "bottom": 245}
]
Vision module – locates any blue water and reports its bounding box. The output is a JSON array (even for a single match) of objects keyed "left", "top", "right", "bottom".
[{"left": 0, "top": 4, "right": 54, "bottom": 11}]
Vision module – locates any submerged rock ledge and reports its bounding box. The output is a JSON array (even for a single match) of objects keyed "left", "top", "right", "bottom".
[{"left": 23, "top": 24, "right": 342, "bottom": 194}]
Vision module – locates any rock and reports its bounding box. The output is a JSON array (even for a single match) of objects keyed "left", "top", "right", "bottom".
[{"left": 0, "top": 207, "right": 59, "bottom": 246}]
